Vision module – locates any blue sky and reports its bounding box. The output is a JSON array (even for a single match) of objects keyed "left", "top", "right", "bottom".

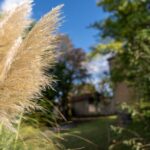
[
  {"left": 32, "top": 0, "right": 108, "bottom": 52},
  {"left": 0, "top": 0, "right": 108, "bottom": 52},
  {"left": 32, "top": 0, "right": 110, "bottom": 87}
]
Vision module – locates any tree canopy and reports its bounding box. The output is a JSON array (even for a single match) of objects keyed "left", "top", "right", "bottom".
[
  {"left": 92, "top": 0, "right": 150, "bottom": 100},
  {"left": 43, "top": 35, "right": 88, "bottom": 120}
]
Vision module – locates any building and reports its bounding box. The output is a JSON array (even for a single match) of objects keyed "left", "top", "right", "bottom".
[
  {"left": 70, "top": 92, "right": 115, "bottom": 117},
  {"left": 108, "top": 56, "right": 137, "bottom": 106}
]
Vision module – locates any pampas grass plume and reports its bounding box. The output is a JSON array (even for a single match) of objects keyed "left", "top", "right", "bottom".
[{"left": 0, "top": 0, "right": 63, "bottom": 129}]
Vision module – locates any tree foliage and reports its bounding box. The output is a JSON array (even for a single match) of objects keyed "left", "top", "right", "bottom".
[
  {"left": 92, "top": 0, "right": 150, "bottom": 100},
  {"left": 43, "top": 35, "right": 88, "bottom": 120}
]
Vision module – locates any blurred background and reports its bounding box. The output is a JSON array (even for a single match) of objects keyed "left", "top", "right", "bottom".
[{"left": 1, "top": 0, "right": 150, "bottom": 150}]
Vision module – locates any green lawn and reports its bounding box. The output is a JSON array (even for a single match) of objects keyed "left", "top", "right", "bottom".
[
  {"left": 61, "top": 116, "right": 117, "bottom": 150},
  {"left": 61, "top": 116, "right": 150, "bottom": 150}
]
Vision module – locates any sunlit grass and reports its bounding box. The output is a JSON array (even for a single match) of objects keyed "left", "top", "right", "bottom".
[{"left": 0, "top": 124, "right": 63, "bottom": 150}]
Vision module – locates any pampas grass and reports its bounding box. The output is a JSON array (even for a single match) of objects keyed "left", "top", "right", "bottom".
[{"left": 0, "top": 0, "right": 63, "bottom": 129}]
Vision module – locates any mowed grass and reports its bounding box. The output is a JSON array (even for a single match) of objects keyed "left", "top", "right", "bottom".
[
  {"left": 61, "top": 116, "right": 117, "bottom": 150},
  {"left": 61, "top": 115, "right": 150, "bottom": 150}
]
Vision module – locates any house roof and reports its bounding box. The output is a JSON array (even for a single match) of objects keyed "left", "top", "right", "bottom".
[
  {"left": 69, "top": 92, "right": 103, "bottom": 103},
  {"left": 107, "top": 53, "right": 116, "bottom": 62}
]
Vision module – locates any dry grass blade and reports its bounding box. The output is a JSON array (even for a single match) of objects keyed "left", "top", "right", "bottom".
[{"left": 0, "top": 4, "right": 63, "bottom": 129}]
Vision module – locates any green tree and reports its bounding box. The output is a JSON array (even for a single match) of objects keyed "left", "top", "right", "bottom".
[
  {"left": 91, "top": 1, "right": 150, "bottom": 149},
  {"left": 44, "top": 35, "right": 88, "bottom": 120},
  {"left": 92, "top": 0, "right": 150, "bottom": 100}
]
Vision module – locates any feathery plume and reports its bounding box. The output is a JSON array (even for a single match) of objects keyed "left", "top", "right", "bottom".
[
  {"left": 0, "top": 0, "right": 32, "bottom": 82},
  {"left": 0, "top": 1, "right": 63, "bottom": 129}
]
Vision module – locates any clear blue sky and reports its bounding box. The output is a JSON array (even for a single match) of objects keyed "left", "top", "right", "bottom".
[{"left": 33, "top": 0, "right": 108, "bottom": 52}]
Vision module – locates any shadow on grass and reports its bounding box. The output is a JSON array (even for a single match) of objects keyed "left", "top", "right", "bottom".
[{"left": 61, "top": 116, "right": 117, "bottom": 150}]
